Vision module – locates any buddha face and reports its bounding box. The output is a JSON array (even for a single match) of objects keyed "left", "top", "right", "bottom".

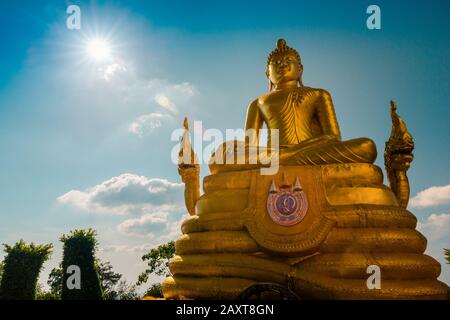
[{"left": 267, "top": 53, "right": 302, "bottom": 87}]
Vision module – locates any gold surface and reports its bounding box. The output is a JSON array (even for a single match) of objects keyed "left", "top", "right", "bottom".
[
  {"left": 175, "top": 231, "right": 259, "bottom": 255},
  {"left": 165, "top": 163, "right": 448, "bottom": 299},
  {"left": 385, "top": 100, "right": 415, "bottom": 208},
  {"left": 178, "top": 118, "right": 200, "bottom": 215},
  {"left": 210, "top": 39, "right": 377, "bottom": 174},
  {"left": 167, "top": 39, "right": 449, "bottom": 299}
]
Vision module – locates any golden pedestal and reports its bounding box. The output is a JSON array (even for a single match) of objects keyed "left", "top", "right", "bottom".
[{"left": 162, "top": 163, "right": 448, "bottom": 299}]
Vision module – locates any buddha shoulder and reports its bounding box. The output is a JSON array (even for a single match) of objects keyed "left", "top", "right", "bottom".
[{"left": 256, "top": 86, "right": 331, "bottom": 106}]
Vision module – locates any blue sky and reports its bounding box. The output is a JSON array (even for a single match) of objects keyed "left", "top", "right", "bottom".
[{"left": 0, "top": 0, "right": 449, "bottom": 289}]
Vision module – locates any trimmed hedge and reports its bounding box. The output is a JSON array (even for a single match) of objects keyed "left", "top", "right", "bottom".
[
  {"left": 60, "top": 229, "right": 103, "bottom": 300},
  {"left": 0, "top": 240, "right": 52, "bottom": 300}
]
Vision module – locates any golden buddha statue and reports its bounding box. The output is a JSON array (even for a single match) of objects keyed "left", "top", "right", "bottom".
[
  {"left": 162, "top": 39, "right": 449, "bottom": 300},
  {"left": 210, "top": 39, "right": 376, "bottom": 174}
]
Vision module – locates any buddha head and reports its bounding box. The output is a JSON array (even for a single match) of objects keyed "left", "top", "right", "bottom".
[{"left": 266, "top": 39, "right": 303, "bottom": 90}]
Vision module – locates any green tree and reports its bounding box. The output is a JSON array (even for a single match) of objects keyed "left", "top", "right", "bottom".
[
  {"left": 47, "top": 265, "right": 63, "bottom": 296},
  {"left": 144, "top": 283, "right": 163, "bottom": 298},
  {"left": 48, "top": 259, "right": 135, "bottom": 300},
  {"left": 137, "top": 241, "right": 175, "bottom": 285},
  {"left": 137, "top": 241, "right": 175, "bottom": 298},
  {"left": 114, "top": 280, "right": 139, "bottom": 300},
  {"left": 0, "top": 240, "right": 52, "bottom": 300},
  {"left": 60, "top": 229, "right": 103, "bottom": 300},
  {"left": 0, "top": 261, "right": 3, "bottom": 283},
  {"left": 98, "top": 260, "right": 122, "bottom": 299}
]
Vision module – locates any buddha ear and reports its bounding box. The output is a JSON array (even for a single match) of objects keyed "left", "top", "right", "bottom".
[
  {"left": 298, "top": 63, "right": 304, "bottom": 86},
  {"left": 269, "top": 79, "right": 274, "bottom": 91},
  {"left": 266, "top": 67, "right": 276, "bottom": 91}
]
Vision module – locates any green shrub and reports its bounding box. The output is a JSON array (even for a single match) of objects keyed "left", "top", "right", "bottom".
[
  {"left": 48, "top": 258, "right": 136, "bottom": 300},
  {"left": 36, "top": 283, "right": 60, "bottom": 300},
  {"left": 60, "top": 229, "right": 103, "bottom": 300},
  {"left": 0, "top": 240, "right": 52, "bottom": 300},
  {"left": 144, "top": 283, "right": 163, "bottom": 298}
]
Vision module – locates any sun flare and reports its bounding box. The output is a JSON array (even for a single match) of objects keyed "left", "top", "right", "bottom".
[{"left": 87, "top": 38, "right": 111, "bottom": 61}]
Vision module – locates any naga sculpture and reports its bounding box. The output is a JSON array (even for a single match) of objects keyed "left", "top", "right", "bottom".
[{"left": 385, "top": 100, "right": 415, "bottom": 209}]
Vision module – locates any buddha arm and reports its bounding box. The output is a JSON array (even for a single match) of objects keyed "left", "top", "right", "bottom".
[
  {"left": 244, "top": 99, "right": 264, "bottom": 146},
  {"left": 315, "top": 90, "right": 342, "bottom": 140}
]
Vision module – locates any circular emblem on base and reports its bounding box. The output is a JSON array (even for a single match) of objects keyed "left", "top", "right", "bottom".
[{"left": 266, "top": 177, "right": 308, "bottom": 226}]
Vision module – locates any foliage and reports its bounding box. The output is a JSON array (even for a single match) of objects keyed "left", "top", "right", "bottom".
[
  {"left": 48, "top": 258, "right": 135, "bottom": 300},
  {"left": 60, "top": 229, "right": 103, "bottom": 300},
  {"left": 445, "top": 248, "right": 450, "bottom": 265},
  {"left": 98, "top": 260, "right": 122, "bottom": 299},
  {"left": 35, "top": 283, "right": 60, "bottom": 300},
  {"left": 0, "top": 240, "right": 52, "bottom": 300},
  {"left": 144, "top": 283, "right": 163, "bottom": 298},
  {"left": 47, "top": 265, "right": 63, "bottom": 296},
  {"left": 113, "top": 280, "right": 140, "bottom": 300},
  {"left": 137, "top": 241, "right": 175, "bottom": 285}
]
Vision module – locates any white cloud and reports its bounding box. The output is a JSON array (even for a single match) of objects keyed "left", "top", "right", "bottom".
[
  {"left": 58, "top": 174, "right": 187, "bottom": 240},
  {"left": 101, "top": 62, "right": 127, "bottom": 81},
  {"left": 84, "top": 54, "right": 197, "bottom": 136},
  {"left": 57, "top": 174, "right": 184, "bottom": 216},
  {"left": 410, "top": 184, "right": 450, "bottom": 208},
  {"left": 172, "top": 82, "right": 196, "bottom": 97},
  {"left": 417, "top": 213, "right": 450, "bottom": 240},
  {"left": 126, "top": 80, "right": 197, "bottom": 135},
  {"left": 117, "top": 212, "right": 169, "bottom": 238},
  {"left": 128, "top": 113, "right": 167, "bottom": 137},
  {"left": 116, "top": 208, "right": 184, "bottom": 240},
  {"left": 100, "top": 244, "right": 155, "bottom": 253},
  {"left": 155, "top": 94, "right": 178, "bottom": 114},
  {"left": 152, "top": 82, "right": 196, "bottom": 115}
]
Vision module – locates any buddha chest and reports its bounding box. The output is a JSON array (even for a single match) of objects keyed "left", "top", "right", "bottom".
[{"left": 258, "top": 87, "right": 323, "bottom": 144}]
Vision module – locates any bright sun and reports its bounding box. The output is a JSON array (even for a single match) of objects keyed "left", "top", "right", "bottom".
[{"left": 87, "top": 38, "right": 111, "bottom": 61}]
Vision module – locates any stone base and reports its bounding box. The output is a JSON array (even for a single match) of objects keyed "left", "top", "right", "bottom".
[{"left": 162, "top": 164, "right": 449, "bottom": 299}]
